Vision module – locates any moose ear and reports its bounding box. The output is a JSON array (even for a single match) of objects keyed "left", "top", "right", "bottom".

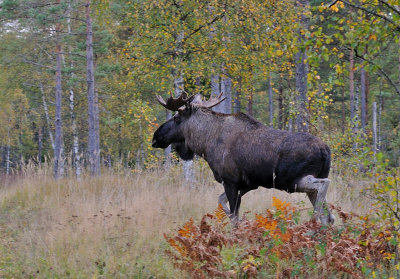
[{"left": 173, "top": 142, "right": 194, "bottom": 161}]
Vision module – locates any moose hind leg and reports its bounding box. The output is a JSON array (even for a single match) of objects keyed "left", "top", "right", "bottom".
[
  {"left": 306, "top": 193, "right": 335, "bottom": 225},
  {"left": 218, "top": 192, "right": 230, "bottom": 215},
  {"left": 297, "top": 175, "right": 335, "bottom": 225}
]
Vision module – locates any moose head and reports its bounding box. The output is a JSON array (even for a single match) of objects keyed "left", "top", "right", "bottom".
[{"left": 152, "top": 92, "right": 225, "bottom": 160}]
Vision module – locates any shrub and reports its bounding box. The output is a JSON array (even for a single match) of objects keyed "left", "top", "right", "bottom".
[{"left": 164, "top": 197, "right": 395, "bottom": 278}]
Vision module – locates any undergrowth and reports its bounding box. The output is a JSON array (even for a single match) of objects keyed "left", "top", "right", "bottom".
[
  {"left": 165, "top": 197, "right": 398, "bottom": 278},
  {"left": 0, "top": 163, "right": 393, "bottom": 278}
]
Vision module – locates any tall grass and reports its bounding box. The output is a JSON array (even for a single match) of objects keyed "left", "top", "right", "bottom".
[{"left": 0, "top": 161, "right": 369, "bottom": 278}]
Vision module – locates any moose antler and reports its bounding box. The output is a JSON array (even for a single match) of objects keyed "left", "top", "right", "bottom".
[
  {"left": 195, "top": 92, "right": 226, "bottom": 109},
  {"left": 156, "top": 92, "right": 195, "bottom": 111}
]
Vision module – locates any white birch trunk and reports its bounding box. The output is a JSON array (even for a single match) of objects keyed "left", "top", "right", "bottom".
[
  {"left": 174, "top": 30, "right": 193, "bottom": 181},
  {"left": 40, "top": 83, "right": 55, "bottom": 151},
  {"left": 353, "top": 85, "right": 359, "bottom": 151},
  {"left": 38, "top": 125, "right": 42, "bottom": 166},
  {"left": 54, "top": 11, "right": 64, "bottom": 179},
  {"left": 175, "top": 73, "right": 193, "bottom": 181},
  {"left": 349, "top": 49, "right": 355, "bottom": 128},
  {"left": 86, "top": 0, "right": 101, "bottom": 176},
  {"left": 66, "top": 0, "right": 81, "bottom": 178},
  {"left": 372, "top": 102, "right": 377, "bottom": 157},
  {"left": 378, "top": 96, "right": 382, "bottom": 150}
]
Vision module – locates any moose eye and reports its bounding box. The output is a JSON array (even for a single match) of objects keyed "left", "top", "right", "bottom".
[{"left": 173, "top": 115, "right": 181, "bottom": 123}]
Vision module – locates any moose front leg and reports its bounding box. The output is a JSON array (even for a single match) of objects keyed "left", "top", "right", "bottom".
[
  {"left": 297, "top": 175, "right": 335, "bottom": 225},
  {"left": 222, "top": 183, "right": 243, "bottom": 225}
]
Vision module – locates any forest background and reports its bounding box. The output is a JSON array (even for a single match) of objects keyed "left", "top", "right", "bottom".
[
  {"left": 1, "top": 0, "right": 399, "bottom": 176},
  {"left": 1, "top": 0, "right": 400, "bottom": 278}
]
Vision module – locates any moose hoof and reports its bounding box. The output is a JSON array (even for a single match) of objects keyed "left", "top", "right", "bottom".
[{"left": 319, "top": 213, "right": 335, "bottom": 225}]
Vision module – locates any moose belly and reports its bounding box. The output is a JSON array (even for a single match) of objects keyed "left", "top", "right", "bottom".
[{"left": 236, "top": 157, "right": 278, "bottom": 190}]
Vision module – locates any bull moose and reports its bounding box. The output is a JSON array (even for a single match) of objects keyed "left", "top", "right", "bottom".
[{"left": 152, "top": 92, "right": 335, "bottom": 225}]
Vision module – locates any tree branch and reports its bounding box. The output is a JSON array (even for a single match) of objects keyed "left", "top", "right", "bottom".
[
  {"left": 352, "top": 49, "right": 400, "bottom": 97},
  {"left": 185, "top": 11, "right": 226, "bottom": 41},
  {"left": 339, "top": 0, "right": 400, "bottom": 33},
  {"left": 378, "top": 0, "right": 400, "bottom": 17}
]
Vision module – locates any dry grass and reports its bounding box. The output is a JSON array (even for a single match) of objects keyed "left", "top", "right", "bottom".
[{"left": 0, "top": 161, "right": 371, "bottom": 278}]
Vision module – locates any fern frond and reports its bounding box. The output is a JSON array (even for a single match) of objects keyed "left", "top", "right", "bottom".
[
  {"left": 215, "top": 203, "right": 227, "bottom": 223},
  {"left": 178, "top": 218, "right": 196, "bottom": 238}
]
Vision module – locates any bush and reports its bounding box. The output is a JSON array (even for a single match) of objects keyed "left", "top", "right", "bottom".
[{"left": 164, "top": 197, "right": 396, "bottom": 278}]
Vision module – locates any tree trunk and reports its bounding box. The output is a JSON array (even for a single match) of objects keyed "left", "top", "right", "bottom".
[
  {"left": 6, "top": 122, "right": 10, "bottom": 176},
  {"left": 94, "top": 87, "right": 100, "bottom": 170},
  {"left": 135, "top": 123, "right": 145, "bottom": 170},
  {"left": 175, "top": 73, "right": 193, "bottom": 181},
  {"left": 220, "top": 65, "right": 232, "bottom": 114},
  {"left": 349, "top": 48, "right": 355, "bottom": 126},
  {"left": 268, "top": 74, "right": 273, "bottom": 127},
  {"left": 341, "top": 81, "right": 345, "bottom": 134},
  {"left": 246, "top": 88, "right": 253, "bottom": 116},
  {"left": 295, "top": 0, "right": 310, "bottom": 133},
  {"left": 70, "top": 83, "right": 81, "bottom": 178},
  {"left": 211, "top": 74, "right": 220, "bottom": 100},
  {"left": 398, "top": 39, "right": 400, "bottom": 87},
  {"left": 220, "top": 14, "right": 232, "bottom": 115},
  {"left": 233, "top": 77, "right": 241, "bottom": 113},
  {"left": 372, "top": 102, "right": 377, "bottom": 157},
  {"left": 86, "top": 0, "right": 101, "bottom": 176},
  {"left": 40, "top": 83, "right": 55, "bottom": 151},
  {"left": 378, "top": 95, "right": 382, "bottom": 150},
  {"left": 38, "top": 126, "right": 42, "bottom": 166},
  {"left": 361, "top": 65, "right": 367, "bottom": 132},
  {"left": 175, "top": 73, "right": 193, "bottom": 180},
  {"left": 54, "top": 12, "right": 64, "bottom": 180},
  {"left": 278, "top": 86, "right": 283, "bottom": 130},
  {"left": 353, "top": 84, "right": 359, "bottom": 150},
  {"left": 288, "top": 118, "right": 293, "bottom": 132},
  {"left": 66, "top": 0, "right": 81, "bottom": 178},
  {"left": 174, "top": 30, "right": 194, "bottom": 181},
  {"left": 164, "top": 110, "right": 172, "bottom": 169}
]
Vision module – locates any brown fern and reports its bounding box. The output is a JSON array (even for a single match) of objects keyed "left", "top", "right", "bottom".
[{"left": 164, "top": 197, "right": 395, "bottom": 278}]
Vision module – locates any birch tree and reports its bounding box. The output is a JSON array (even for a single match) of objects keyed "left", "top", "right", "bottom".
[
  {"left": 53, "top": 0, "right": 64, "bottom": 179},
  {"left": 86, "top": 0, "right": 101, "bottom": 176}
]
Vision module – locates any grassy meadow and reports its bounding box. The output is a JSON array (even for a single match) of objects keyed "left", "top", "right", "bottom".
[{"left": 0, "top": 161, "right": 371, "bottom": 278}]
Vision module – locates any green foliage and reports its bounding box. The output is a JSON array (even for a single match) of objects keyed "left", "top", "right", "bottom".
[
  {"left": 1, "top": 0, "right": 400, "bottom": 173},
  {"left": 363, "top": 157, "right": 400, "bottom": 271}
]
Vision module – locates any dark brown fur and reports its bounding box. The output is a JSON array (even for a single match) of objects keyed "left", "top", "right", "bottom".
[{"left": 152, "top": 106, "right": 331, "bottom": 217}]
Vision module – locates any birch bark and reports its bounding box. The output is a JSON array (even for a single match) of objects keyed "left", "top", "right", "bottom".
[
  {"left": 349, "top": 49, "right": 355, "bottom": 126},
  {"left": 86, "top": 0, "right": 101, "bottom": 176},
  {"left": 40, "top": 83, "right": 55, "bottom": 151},
  {"left": 54, "top": 8, "right": 64, "bottom": 179},
  {"left": 66, "top": 0, "right": 81, "bottom": 178}
]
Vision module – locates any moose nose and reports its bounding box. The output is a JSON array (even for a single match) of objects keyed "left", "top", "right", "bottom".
[{"left": 152, "top": 139, "right": 158, "bottom": 147}]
